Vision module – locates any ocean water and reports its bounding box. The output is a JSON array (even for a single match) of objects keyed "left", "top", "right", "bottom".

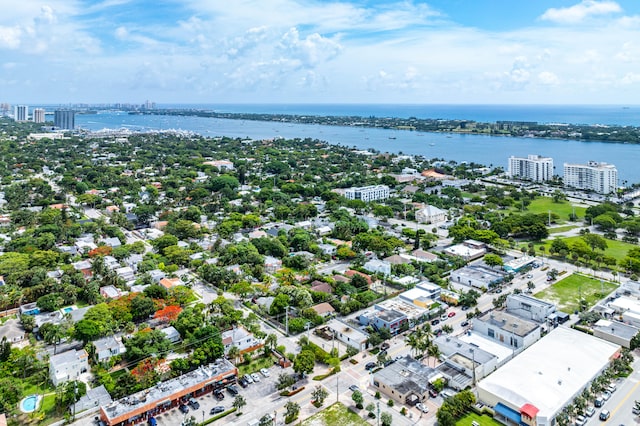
[{"left": 75, "top": 105, "right": 640, "bottom": 184}]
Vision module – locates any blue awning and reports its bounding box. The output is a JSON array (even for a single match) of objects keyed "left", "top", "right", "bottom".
[
  {"left": 494, "top": 403, "right": 521, "bottom": 424},
  {"left": 148, "top": 417, "right": 157, "bottom": 426}
]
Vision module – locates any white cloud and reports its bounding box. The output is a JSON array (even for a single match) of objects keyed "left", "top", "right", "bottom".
[
  {"left": 279, "top": 27, "right": 342, "bottom": 68},
  {"left": 538, "top": 71, "right": 559, "bottom": 85},
  {"left": 620, "top": 72, "right": 640, "bottom": 84},
  {"left": 540, "top": 1, "right": 622, "bottom": 24},
  {"left": 0, "top": 26, "right": 22, "bottom": 49}
]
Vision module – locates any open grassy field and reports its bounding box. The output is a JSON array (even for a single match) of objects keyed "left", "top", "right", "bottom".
[
  {"left": 541, "top": 236, "right": 636, "bottom": 262},
  {"left": 548, "top": 225, "right": 580, "bottom": 234},
  {"left": 512, "top": 197, "right": 586, "bottom": 223},
  {"left": 534, "top": 274, "right": 618, "bottom": 313},
  {"left": 457, "top": 412, "right": 503, "bottom": 426},
  {"left": 301, "top": 402, "right": 369, "bottom": 426}
]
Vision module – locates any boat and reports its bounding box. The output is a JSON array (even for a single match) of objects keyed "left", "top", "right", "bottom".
[
  {"left": 429, "top": 143, "right": 435, "bottom": 146},
  {"left": 389, "top": 136, "right": 397, "bottom": 140}
]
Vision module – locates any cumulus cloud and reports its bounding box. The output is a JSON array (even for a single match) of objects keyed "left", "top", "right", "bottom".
[
  {"left": 278, "top": 27, "right": 342, "bottom": 68},
  {"left": 540, "top": 0, "right": 622, "bottom": 24}
]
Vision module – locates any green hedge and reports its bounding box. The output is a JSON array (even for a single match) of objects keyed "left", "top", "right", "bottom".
[
  {"left": 200, "top": 407, "right": 237, "bottom": 425},
  {"left": 279, "top": 386, "right": 305, "bottom": 397}
]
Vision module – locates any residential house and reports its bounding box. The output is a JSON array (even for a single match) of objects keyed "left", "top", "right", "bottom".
[
  {"left": 49, "top": 349, "right": 90, "bottom": 386},
  {"left": 72, "top": 260, "right": 93, "bottom": 280},
  {"left": 160, "top": 326, "right": 181, "bottom": 344},
  {"left": 363, "top": 259, "right": 392, "bottom": 276},
  {"left": 159, "top": 277, "right": 183, "bottom": 290},
  {"left": 100, "top": 285, "right": 123, "bottom": 300},
  {"left": 0, "top": 318, "right": 25, "bottom": 345},
  {"left": 317, "top": 243, "right": 337, "bottom": 256},
  {"left": 221, "top": 326, "right": 263, "bottom": 355},
  {"left": 75, "top": 385, "right": 113, "bottom": 413},
  {"left": 311, "top": 302, "right": 335, "bottom": 318},
  {"left": 264, "top": 256, "right": 283, "bottom": 274},
  {"left": 93, "top": 336, "right": 126, "bottom": 364},
  {"left": 19, "top": 302, "right": 40, "bottom": 316},
  {"left": 325, "top": 319, "right": 369, "bottom": 351},
  {"left": 310, "top": 280, "right": 333, "bottom": 294}
]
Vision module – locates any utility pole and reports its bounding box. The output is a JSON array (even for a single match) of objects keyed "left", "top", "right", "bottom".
[{"left": 285, "top": 306, "right": 289, "bottom": 336}]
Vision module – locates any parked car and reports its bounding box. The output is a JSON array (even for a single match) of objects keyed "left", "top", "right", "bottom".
[
  {"left": 260, "top": 368, "right": 270, "bottom": 377},
  {"left": 461, "top": 305, "right": 470, "bottom": 311},
  {"left": 214, "top": 390, "right": 225, "bottom": 400},
  {"left": 434, "top": 329, "right": 443, "bottom": 337},
  {"left": 599, "top": 409, "right": 610, "bottom": 421},
  {"left": 179, "top": 405, "right": 189, "bottom": 414},
  {"left": 238, "top": 377, "right": 249, "bottom": 388},
  {"left": 461, "top": 321, "right": 469, "bottom": 327},
  {"left": 349, "top": 385, "right": 360, "bottom": 392},
  {"left": 447, "top": 311, "right": 456, "bottom": 318},
  {"left": 585, "top": 406, "right": 596, "bottom": 417},
  {"left": 526, "top": 274, "right": 533, "bottom": 279},
  {"left": 188, "top": 398, "right": 200, "bottom": 410},
  {"left": 244, "top": 374, "right": 253, "bottom": 384},
  {"left": 431, "top": 319, "right": 440, "bottom": 326},
  {"left": 416, "top": 403, "right": 429, "bottom": 413},
  {"left": 380, "top": 342, "right": 390, "bottom": 350},
  {"left": 210, "top": 406, "right": 225, "bottom": 415},
  {"left": 251, "top": 373, "right": 261, "bottom": 382},
  {"left": 606, "top": 383, "right": 616, "bottom": 393},
  {"left": 227, "top": 385, "right": 239, "bottom": 396},
  {"left": 440, "top": 314, "right": 448, "bottom": 321},
  {"left": 602, "top": 391, "right": 612, "bottom": 401},
  {"left": 633, "top": 404, "right": 640, "bottom": 415},
  {"left": 575, "top": 415, "right": 587, "bottom": 426},
  {"left": 365, "top": 362, "right": 377, "bottom": 370},
  {"left": 428, "top": 389, "right": 438, "bottom": 398}
]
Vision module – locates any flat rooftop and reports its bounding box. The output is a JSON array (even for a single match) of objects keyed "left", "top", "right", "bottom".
[
  {"left": 452, "top": 265, "right": 504, "bottom": 282},
  {"left": 476, "top": 310, "right": 539, "bottom": 337},
  {"left": 593, "top": 319, "right": 639, "bottom": 340},
  {"left": 477, "top": 326, "right": 620, "bottom": 420},
  {"left": 373, "top": 355, "right": 439, "bottom": 395},
  {"left": 376, "top": 298, "right": 428, "bottom": 320},
  {"left": 102, "top": 359, "right": 236, "bottom": 422}
]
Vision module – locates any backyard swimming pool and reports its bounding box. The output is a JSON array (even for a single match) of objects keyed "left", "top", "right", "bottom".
[{"left": 20, "top": 395, "right": 41, "bottom": 413}]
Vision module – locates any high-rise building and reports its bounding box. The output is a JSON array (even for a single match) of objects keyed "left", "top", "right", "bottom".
[
  {"left": 32, "top": 108, "right": 45, "bottom": 123},
  {"left": 563, "top": 161, "right": 618, "bottom": 194},
  {"left": 508, "top": 154, "right": 554, "bottom": 182},
  {"left": 54, "top": 110, "right": 75, "bottom": 130},
  {"left": 14, "top": 105, "right": 28, "bottom": 122}
]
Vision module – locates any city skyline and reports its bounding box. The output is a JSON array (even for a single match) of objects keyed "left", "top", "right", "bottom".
[{"left": 3, "top": 0, "right": 640, "bottom": 104}]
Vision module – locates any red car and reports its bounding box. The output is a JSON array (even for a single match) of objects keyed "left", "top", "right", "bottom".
[{"left": 447, "top": 312, "right": 456, "bottom": 318}]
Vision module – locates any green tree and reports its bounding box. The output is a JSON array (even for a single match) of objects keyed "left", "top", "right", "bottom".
[
  {"left": 352, "top": 390, "right": 364, "bottom": 409},
  {"left": 483, "top": 253, "right": 503, "bottom": 269},
  {"left": 233, "top": 394, "right": 247, "bottom": 413},
  {"left": 381, "top": 412, "right": 393, "bottom": 426},
  {"left": 311, "top": 385, "right": 329, "bottom": 405},
  {"left": 293, "top": 350, "right": 315, "bottom": 377},
  {"left": 130, "top": 295, "right": 155, "bottom": 322},
  {"left": 284, "top": 401, "right": 300, "bottom": 421}
]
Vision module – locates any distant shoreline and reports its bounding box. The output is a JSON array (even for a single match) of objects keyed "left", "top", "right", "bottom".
[{"left": 126, "top": 109, "right": 640, "bottom": 145}]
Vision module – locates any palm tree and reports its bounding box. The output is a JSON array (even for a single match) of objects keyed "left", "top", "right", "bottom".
[
  {"left": 427, "top": 345, "right": 441, "bottom": 367},
  {"left": 233, "top": 395, "right": 247, "bottom": 413},
  {"left": 265, "top": 333, "right": 278, "bottom": 352},
  {"left": 227, "top": 345, "right": 241, "bottom": 365},
  {"left": 405, "top": 333, "right": 419, "bottom": 357}
]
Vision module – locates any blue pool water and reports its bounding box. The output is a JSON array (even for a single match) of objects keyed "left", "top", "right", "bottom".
[
  {"left": 62, "top": 307, "right": 73, "bottom": 313},
  {"left": 20, "top": 395, "right": 39, "bottom": 413}
]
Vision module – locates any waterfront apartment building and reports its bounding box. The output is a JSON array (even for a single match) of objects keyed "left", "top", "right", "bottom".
[
  {"left": 563, "top": 161, "right": 618, "bottom": 194},
  {"left": 54, "top": 109, "right": 75, "bottom": 130},
  {"left": 508, "top": 154, "right": 553, "bottom": 182},
  {"left": 344, "top": 185, "right": 390, "bottom": 202},
  {"left": 32, "top": 108, "right": 45, "bottom": 123},
  {"left": 14, "top": 105, "right": 28, "bottom": 122}
]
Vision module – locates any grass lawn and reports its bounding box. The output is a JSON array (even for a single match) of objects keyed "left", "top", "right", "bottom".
[
  {"left": 548, "top": 225, "right": 579, "bottom": 234},
  {"left": 237, "top": 354, "right": 277, "bottom": 376},
  {"left": 534, "top": 274, "right": 618, "bottom": 313},
  {"left": 300, "top": 402, "right": 369, "bottom": 426},
  {"left": 457, "top": 412, "right": 503, "bottom": 426},
  {"left": 542, "top": 236, "right": 637, "bottom": 262},
  {"left": 513, "top": 197, "right": 586, "bottom": 223}
]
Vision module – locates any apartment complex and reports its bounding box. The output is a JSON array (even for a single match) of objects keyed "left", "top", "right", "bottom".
[
  {"left": 54, "top": 110, "right": 75, "bottom": 130},
  {"left": 32, "top": 108, "right": 45, "bottom": 123},
  {"left": 563, "top": 161, "right": 618, "bottom": 194},
  {"left": 508, "top": 154, "right": 553, "bottom": 182},
  {"left": 14, "top": 105, "right": 28, "bottom": 122},
  {"left": 344, "top": 185, "right": 390, "bottom": 202}
]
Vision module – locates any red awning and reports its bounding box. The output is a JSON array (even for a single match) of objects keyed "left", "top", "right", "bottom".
[{"left": 521, "top": 403, "right": 539, "bottom": 418}]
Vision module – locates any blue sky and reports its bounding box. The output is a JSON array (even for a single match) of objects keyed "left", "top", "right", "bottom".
[{"left": 2, "top": 0, "right": 640, "bottom": 104}]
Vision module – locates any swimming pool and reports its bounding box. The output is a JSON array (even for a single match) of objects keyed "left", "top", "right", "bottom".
[
  {"left": 20, "top": 395, "right": 40, "bottom": 413},
  {"left": 62, "top": 307, "right": 73, "bottom": 313}
]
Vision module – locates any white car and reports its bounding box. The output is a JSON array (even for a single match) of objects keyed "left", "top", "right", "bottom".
[
  {"left": 575, "top": 415, "right": 586, "bottom": 426},
  {"left": 602, "top": 391, "right": 611, "bottom": 401},
  {"left": 260, "top": 368, "right": 270, "bottom": 377},
  {"left": 251, "top": 373, "right": 261, "bottom": 382},
  {"left": 585, "top": 406, "right": 595, "bottom": 417},
  {"left": 416, "top": 403, "right": 429, "bottom": 413},
  {"left": 244, "top": 374, "right": 253, "bottom": 384}
]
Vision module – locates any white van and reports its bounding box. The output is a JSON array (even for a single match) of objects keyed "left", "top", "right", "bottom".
[{"left": 440, "top": 390, "right": 456, "bottom": 399}]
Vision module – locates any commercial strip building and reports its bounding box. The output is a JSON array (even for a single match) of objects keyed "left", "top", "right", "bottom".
[
  {"left": 477, "top": 327, "right": 621, "bottom": 426},
  {"left": 508, "top": 155, "right": 554, "bottom": 182},
  {"left": 434, "top": 336, "right": 497, "bottom": 390},
  {"left": 99, "top": 359, "right": 237, "bottom": 426},
  {"left": 344, "top": 185, "right": 390, "bottom": 202},
  {"left": 472, "top": 310, "right": 541, "bottom": 356},
  {"left": 563, "top": 161, "right": 618, "bottom": 194},
  {"left": 505, "top": 294, "right": 556, "bottom": 324},
  {"left": 444, "top": 240, "right": 487, "bottom": 262},
  {"left": 371, "top": 355, "right": 441, "bottom": 406}
]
